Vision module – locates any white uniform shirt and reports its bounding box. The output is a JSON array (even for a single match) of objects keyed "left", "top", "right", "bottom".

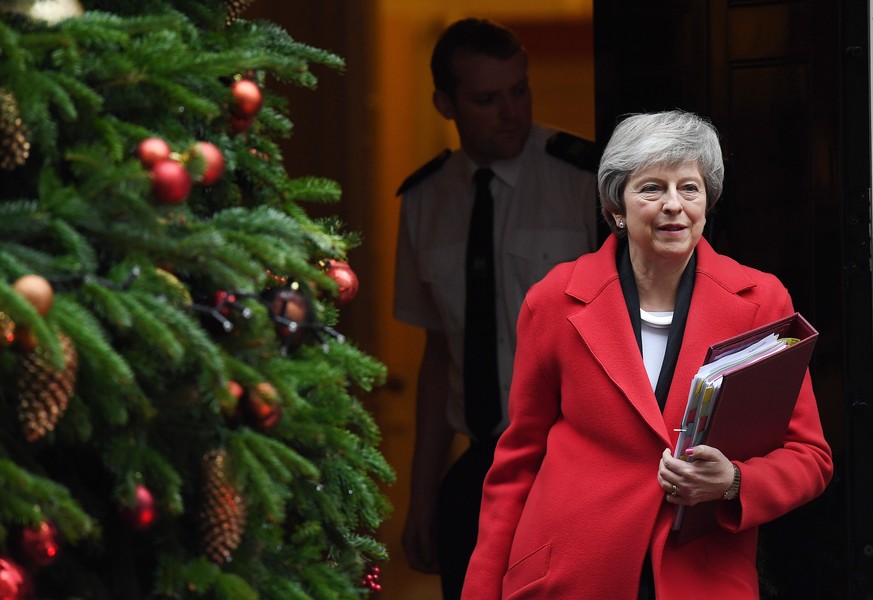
[{"left": 394, "top": 124, "right": 598, "bottom": 437}]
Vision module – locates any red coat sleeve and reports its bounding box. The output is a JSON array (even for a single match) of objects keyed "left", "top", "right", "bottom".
[
  {"left": 716, "top": 295, "right": 833, "bottom": 532},
  {"left": 462, "top": 297, "right": 559, "bottom": 599}
]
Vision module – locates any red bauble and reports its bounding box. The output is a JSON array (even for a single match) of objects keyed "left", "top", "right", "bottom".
[
  {"left": 213, "top": 290, "right": 238, "bottom": 317},
  {"left": 194, "top": 141, "right": 224, "bottom": 185},
  {"left": 0, "top": 557, "right": 33, "bottom": 600},
  {"left": 13, "top": 274, "right": 54, "bottom": 316},
  {"left": 324, "top": 260, "right": 359, "bottom": 305},
  {"left": 136, "top": 137, "right": 172, "bottom": 167},
  {"left": 151, "top": 159, "right": 191, "bottom": 204},
  {"left": 121, "top": 485, "right": 157, "bottom": 531},
  {"left": 230, "top": 79, "right": 263, "bottom": 119},
  {"left": 242, "top": 382, "right": 282, "bottom": 430},
  {"left": 16, "top": 521, "right": 59, "bottom": 568}
]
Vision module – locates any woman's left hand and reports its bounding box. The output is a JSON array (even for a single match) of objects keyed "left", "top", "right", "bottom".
[{"left": 658, "top": 446, "right": 735, "bottom": 505}]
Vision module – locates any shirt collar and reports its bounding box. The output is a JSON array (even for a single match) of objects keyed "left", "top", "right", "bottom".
[{"left": 461, "top": 134, "right": 532, "bottom": 190}]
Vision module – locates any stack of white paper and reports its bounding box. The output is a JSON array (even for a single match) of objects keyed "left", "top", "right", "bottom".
[{"left": 673, "top": 333, "right": 790, "bottom": 461}]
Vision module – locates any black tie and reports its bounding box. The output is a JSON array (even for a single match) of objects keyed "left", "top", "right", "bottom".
[{"left": 464, "top": 168, "right": 501, "bottom": 440}]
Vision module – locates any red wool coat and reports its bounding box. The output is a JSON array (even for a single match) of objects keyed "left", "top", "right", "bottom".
[{"left": 462, "top": 235, "right": 833, "bottom": 600}]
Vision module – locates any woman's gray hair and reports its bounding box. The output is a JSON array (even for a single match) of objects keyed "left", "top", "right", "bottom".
[{"left": 598, "top": 110, "right": 724, "bottom": 234}]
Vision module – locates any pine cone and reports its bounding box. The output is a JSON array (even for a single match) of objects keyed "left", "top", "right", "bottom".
[
  {"left": 0, "top": 88, "right": 31, "bottom": 171},
  {"left": 17, "top": 333, "right": 78, "bottom": 442},
  {"left": 199, "top": 449, "right": 247, "bottom": 563},
  {"left": 225, "top": 0, "right": 254, "bottom": 26}
]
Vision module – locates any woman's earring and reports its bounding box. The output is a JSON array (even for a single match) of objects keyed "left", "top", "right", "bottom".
[{"left": 617, "top": 218, "right": 625, "bottom": 229}]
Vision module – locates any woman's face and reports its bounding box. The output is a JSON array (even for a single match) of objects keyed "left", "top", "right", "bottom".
[{"left": 617, "top": 161, "right": 707, "bottom": 270}]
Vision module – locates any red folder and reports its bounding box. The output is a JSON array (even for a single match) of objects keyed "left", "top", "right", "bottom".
[{"left": 672, "top": 312, "right": 819, "bottom": 544}]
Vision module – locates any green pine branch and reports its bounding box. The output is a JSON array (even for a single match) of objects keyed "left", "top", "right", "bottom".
[{"left": 0, "top": 1, "right": 393, "bottom": 597}]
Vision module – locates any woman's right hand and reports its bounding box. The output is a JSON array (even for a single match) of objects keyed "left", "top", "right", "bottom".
[{"left": 658, "top": 446, "right": 736, "bottom": 505}]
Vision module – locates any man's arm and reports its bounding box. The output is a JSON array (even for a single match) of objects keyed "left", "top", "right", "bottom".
[{"left": 402, "top": 328, "right": 455, "bottom": 573}]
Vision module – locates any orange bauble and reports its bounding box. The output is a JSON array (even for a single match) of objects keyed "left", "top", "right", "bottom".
[
  {"left": 243, "top": 382, "right": 282, "bottom": 430},
  {"left": 13, "top": 274, "right": 54, "bottom": 316}
]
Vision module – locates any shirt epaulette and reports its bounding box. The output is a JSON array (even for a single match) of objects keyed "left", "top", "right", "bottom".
[
  {"left": 396, "top": 149, "right": 452, "bottom": 196},
  {"left": 545, "top": 131, "right": 600, "bottom": 172}
]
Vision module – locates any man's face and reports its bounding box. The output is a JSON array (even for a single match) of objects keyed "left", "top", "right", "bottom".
[{"left": 434, "top": 50, "right": 533, "bottom": 165}]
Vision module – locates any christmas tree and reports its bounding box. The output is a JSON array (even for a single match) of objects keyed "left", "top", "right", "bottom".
[{"left": 0, "top": 0, "right": 393, "bottom": 598}]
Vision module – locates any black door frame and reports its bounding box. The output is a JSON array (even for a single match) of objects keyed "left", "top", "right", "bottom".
[{"left": 840, "top": 0, "right": 873, "bottom": 595}]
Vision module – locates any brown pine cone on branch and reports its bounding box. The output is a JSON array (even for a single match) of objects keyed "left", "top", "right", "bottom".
[
  {"left": 17, "top": 333, "right": 78, "bottom": 442},
  {"left": 225, "top": 0, "right": 254, "bottom": 26},
  {"left": 0, "top": 88, "right": 31, "bottom": 171},
  {"left": 199, "top": 448, "right": 247, "bottom": 563}
]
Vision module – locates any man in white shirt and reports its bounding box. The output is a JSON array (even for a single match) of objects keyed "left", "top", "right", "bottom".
[{"left": 393, "top": 17, "right": 599, "bottom": 599}]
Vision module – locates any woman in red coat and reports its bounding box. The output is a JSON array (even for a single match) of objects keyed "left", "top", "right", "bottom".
[{"left": 461, "top": 110, "right": 833, "bottom": 599}]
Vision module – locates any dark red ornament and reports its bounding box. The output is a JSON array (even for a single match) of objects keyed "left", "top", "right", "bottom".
[
  {"left": 0, "top": 557, "right": 33, "bottom": 600},
  {"left": 151, "top": 159, "right": 191, "bottom": 204},
  {"left": 230, "top": 79, "right": 263, "bottom": 119},
  {"left": 203, "top": 290, "right": 251, "bottom": 335},
  {"left": 263, "top": 283, "right": 313, "bottom": 351},
  {"left": 121, "top": 484, "right": 157, "bottom": 531},
  {"left": 242, "top": 382, "right": 282, "bottom": 430},
  {"left": 230, "top": 115, "right": 255, "bottom": 134},
  {"left": 214, "top": 290, "right": 238, "bottom": 317},
  {"left": 323, "top": 260, "right": 359, "bottom": 305},
  {"left": 15, "top": 521, "right": 59, "bottom": 568},
  {"left": 11, "top": 328, "right": 37, "bottom": 353},
  {"left": 136, "top": 137, "right": 171, "bottom": 167},
  {"left": 194, "top": 141, "right": 224, "bottom": 185}
]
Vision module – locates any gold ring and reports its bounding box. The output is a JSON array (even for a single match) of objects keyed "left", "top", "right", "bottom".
[{"left": 670, "top": 483, "right": 679, "bottom": 496}]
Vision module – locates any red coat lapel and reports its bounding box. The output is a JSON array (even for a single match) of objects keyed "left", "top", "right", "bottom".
[
  {"left": 564, "top": 236, "right": 763, "bottom": 445},
  {"left": 662, "top": 240, "right": 761, "bottom": 428},
  {"left": 565, "top": 236, "right": 669, "bottom": 441}
]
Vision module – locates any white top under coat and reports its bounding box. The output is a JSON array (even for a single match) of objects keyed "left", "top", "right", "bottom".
[{"left": 640, "top": 308, "right": 673, "bottom": 390}]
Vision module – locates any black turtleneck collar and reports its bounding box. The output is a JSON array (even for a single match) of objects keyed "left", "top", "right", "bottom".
[{"left": 616, "top": 239, "right": 697, "bottom": 410}]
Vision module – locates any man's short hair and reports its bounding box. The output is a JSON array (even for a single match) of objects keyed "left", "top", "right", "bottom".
[{"left": 430, "top": 18, "right": 525, "bottom": 97}]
